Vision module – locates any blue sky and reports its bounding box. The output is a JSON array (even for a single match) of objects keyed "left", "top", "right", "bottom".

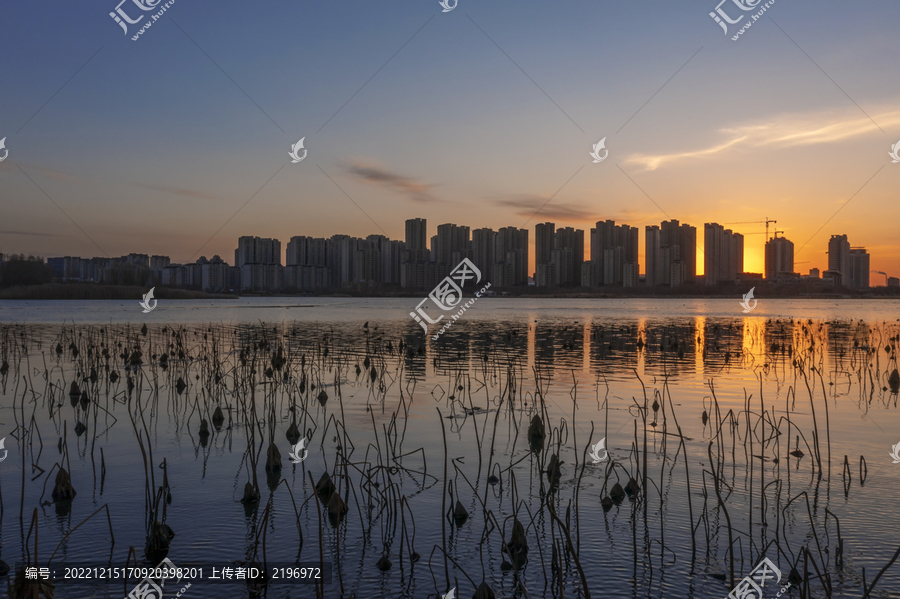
[{"left": 1, "top": 0, "right": 898, "bottom": 274}]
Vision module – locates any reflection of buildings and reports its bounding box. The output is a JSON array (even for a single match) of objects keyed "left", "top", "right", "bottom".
[{"left": 415, "top": 314, "right": 871, "bottom": 388}]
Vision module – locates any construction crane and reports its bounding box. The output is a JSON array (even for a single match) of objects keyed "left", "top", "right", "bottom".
[
  {"left": 872, "top": 270, "right": 888, "bottom": 286},
  {"left": 742, "top": 230, "right": 784, "bottom": 237},
  {"left": 724, "top": 217, "right": 778, "bottom": 240}
]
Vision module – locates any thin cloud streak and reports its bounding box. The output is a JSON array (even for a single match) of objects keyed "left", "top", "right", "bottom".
[
  {"left": 493, "top": 195, "right": 597, "bottom": 223},
  {"left": 0, "top": 230, "right": 63, "bottom": 237},
  {"left": 5, "top": 163, "right": 220, "bottom": 201},
  {"left": 625, "top": 107, "right": 900, "bottom": 171},
  {"left": 345, "top": 161, "right": 437, "bottom": 203},
  {"left": 132, "top": 183, "right": 220, "bottom": 201}
]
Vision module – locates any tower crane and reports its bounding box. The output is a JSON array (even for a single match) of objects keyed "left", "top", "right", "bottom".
[{"left": 724, "top": 217, "right": 778, "bottom": 241}]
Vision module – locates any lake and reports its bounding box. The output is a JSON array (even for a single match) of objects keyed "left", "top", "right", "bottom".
[{"left": 0, "top": 297, "right": 898, "bottom": 598}]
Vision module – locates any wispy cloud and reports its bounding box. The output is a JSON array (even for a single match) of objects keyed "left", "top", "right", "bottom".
[
  {"left": 5, "top": 163, "right": 79, "bottom": 182},
  {"left": 493, "top": 195, "right": 597, "bottom": 223},
  {"left": 625, "top": 107, "right": 900, "bottom": 171},
  {"left": 346, "top": 161, "right": 436, "bottom": 203},
  {"left": 6, "top": 163, "right": 220, "bottom": 201},
  {"left": 0, "top": 230, "right": 63, "bottom": 237},
  {"left": 132, "top": 183, "right": 220, "bottom": 201}
]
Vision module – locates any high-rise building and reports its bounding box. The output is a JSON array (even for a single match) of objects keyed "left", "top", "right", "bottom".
[
  {"left": 472, "top": 228, "right": 496, "bottom": 282},
  {"left": 659, "top": 220, "right": 681, "bottom": 283},
  {"left": 704, "top": 223, "right": 743, "bottom": 286},
  {"left": 827, "top": 235, "right": 851, "bottom": 280},
  {"left": 589, "top": 220, "right": 638, "bottom": 286},
  {"left": 645, "top": 225, "right": 660, "bottom": 287},
  {"left": 646, "top": 221, "right": 695, "bottom": 286},
  {"left": 380, "top": 238, "right": 404, "bottom": 286},
  {"left": 286, "top": 236, "right": 328, "bottom": 267},
  {"left": 401, "top": 219, "right": 431, "bottom": 290},
  {"left": 235, "top": 236, "right": 281, "bottom": 267},
  {"left": 535, "top": 223, "right": 555, "bottom": 276},
  {"left": 149, "top": 255, "right": 170, "bottom": 269},
  {"left": 326, "top": 234, "right": 364, "bottom": 287},
  {"left": 848, "top": 247, "right": 870, "bottom": 289},
  {"left": 765, "top": 235, "right": 794, "bottom": 279},
  {"left": 659, "top": 220, "right": 696, "bottom": 286},
  {"left": 434, "top": 223, "right": 471, "bottom": 272},
  {"left": 201, "top": 255, "right": 234, "bottom": 292},
  {"left": 405, "top": 218, "right": 427, "bottom": 253},
  {"left": 679, "top": 223, "right": 697, "bottom": 283},
  {"left": 494, "top": 227, "right": 529, "bottom": 286},
  {"left": 730, "top": 232, "right": 744, "bottom": 278},
  {"left": 554, "top": 227, "right": 584, "bottom": 286}
]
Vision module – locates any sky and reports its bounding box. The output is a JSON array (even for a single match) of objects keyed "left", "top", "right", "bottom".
[{"left": 1, "top": 0, "right": 898, "bottom": 278}]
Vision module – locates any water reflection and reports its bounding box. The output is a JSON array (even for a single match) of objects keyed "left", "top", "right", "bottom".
[{"left": 0, "top": 315, "right": 898, "bottom": 599}]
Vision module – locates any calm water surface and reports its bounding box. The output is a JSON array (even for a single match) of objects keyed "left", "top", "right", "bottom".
[{"left": 0, "top": 298, "right": 898, "bottom": 598}]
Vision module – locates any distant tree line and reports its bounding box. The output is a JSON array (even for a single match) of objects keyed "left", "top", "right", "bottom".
[{"left": 0, "top": 255, "right": 54, "bottom": 289}]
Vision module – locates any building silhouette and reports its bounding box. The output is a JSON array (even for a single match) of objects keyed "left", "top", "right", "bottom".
[
  {"left": 553, "top": 226, "right": 584, "bottom": 287},
  {"left": 704, "top": 223, "right": 743, "bottom": 286},
  {"left": 849, "top": 247, "right": 870, "bottom": 289},
  {"left": 586, "top": 220, "right": 638, "bottom": 287},
  {"left": 405, "top": 218, "right": 428, "bottom": 253},
  {"left": 535, "top": 223, "right": 556, "bottom": 286},
  {"left": 433, "top": 223, "right": 471, "bottom": 277},
  {"left": 494, "top": 226, "right": 529, "bottom": 287},
  {"left": 646, "top": 220, "right": 696, "bottom": 286},
  {"left": 765, "top": 234, "right": 794, "bottom": 280},
  {"left": 827, "top": 234, "right": 850, "bottom": 285},
  {"left": 39, "top": 214, "right": 885, "bottom": 295},
  {"left": 235, "top": 236, "right": 280, "bottom": 268}
]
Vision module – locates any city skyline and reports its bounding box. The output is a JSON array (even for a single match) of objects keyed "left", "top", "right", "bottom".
[
  {"left": 1, "top": 2, "right": 898, "bottom": 279},
  {"left": 28, "top": 216, "right": 878, "bottom": 291}
]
